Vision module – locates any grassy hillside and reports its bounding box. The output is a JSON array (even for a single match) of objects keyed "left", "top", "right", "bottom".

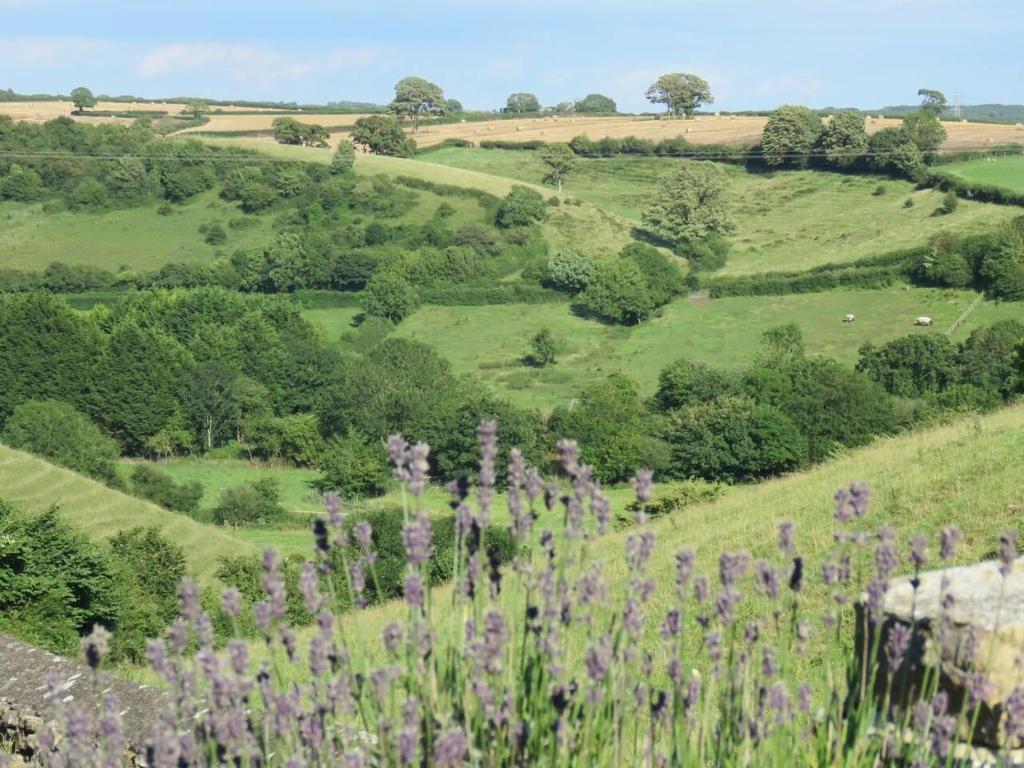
[
  {"left": 0, "top": 192, "right": 276, "bottom": 271},
  {"left": 942, "top": 155, "right": 1024, "bottom": 193},
  {"left": 360, "top": 287, "right": 1018, "bottom": 410},
  {"left": 199, "top": 137, "right": 637, "bottom": 257},
  {"left": 418, "top": 149, "right": 1018, "bottom": 274},
  {"left": 239, "top": 402, "right": 1024, "bottom": 689},
  {"left": 0, "top": 443, "right": 255, "bottom": 580}
]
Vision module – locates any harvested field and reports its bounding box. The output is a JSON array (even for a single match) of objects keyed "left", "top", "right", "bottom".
[
  {"left": 0, "top": 100, "right": 281, "bottom": 124},
  {"left": 409, "top": 114, "right": 1024, "bottom": 151},
  {"left": 174, "top": 112, "right": 372, "bottom": 134}
]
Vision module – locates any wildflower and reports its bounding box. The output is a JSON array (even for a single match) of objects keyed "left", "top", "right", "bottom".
[
  {"left": 999, "top": 531, "right": 1018, "bottom": 577},
  {"left": 585, "top": 634, "right": 613, "bottom": 682},
  {"left": 676, "top": 548, "right": 695, "bottom": 590},
  {"left": 744, "top": 621, "right": 760, "bottom": 644},
  {"left": 405, "top": 572, "right": 425, "bottom": 609},
  {"left": 755, "top": 561, "right": 779, "bottom": 600},
  {"left": 382, "top": 622, "right": 404, "bottom": 655},
  {"left": 630, "top": 469, "right": 654, "bottom": 505},
  {"left": 966, "top": 672, "right": 994, "bottom": 708},
  {"left": 874, "top": 528, "right": 899, "bottom": 580},
  {"left": 719, "top": 550, "right": 750, "bottom": 588},
  {"left": 1005, "top": 687, "right": 1024, "bottom": 743},
  {"left": 909, "top": 533, "right": 928, "bottom": 570},
  {"left": 660, "top": 609, "right": 681, "bottom": 639},
  {"left": 402, "top": 512, "right": 434, "bottom": 566},
  {"left": 220, "top": 587, "right": 242, "bottom": 617},
  {"left": 354, "top": 520, "right": 373, "bottom": 552},
  {"left": 299, "top": 561, "right": 324, "bottom": 614},
  {"left": 866, "top": 580, "right": 888, "bottom": 622},
  {"left": 81, "top": 624, "right": 111, "bottom": 670},
  {"left": 778, "top": 521, "right": 795, "bottom": 556},
  {"left": 939, "top": 525, "right": 961, "bottom": 560},
  {"left": 694, "top": 574, "right": 710, "bottom": 604},
  {"left": 433, "top": 727, "right": 468, "bottom": 767},
  {"left": 788, "top": 556, "right": 804, "bottom": 593},
  {"left": 885, "top": 623, "right": 911, "bottom": 671},
  {"left": 761, "top": 647, "right": 779, "bottom": 678},
  {"left": 714, "top": 589, "right": 740, "bottom": 626},
  {"left": 797, "top": 683, "right": 812, "bottom": 713},
  {"left": 706, "top": 631, "right": 723, "bottom": 665},
  {"left": 177, "top": 578, "right": 201, "bottom": 624}
]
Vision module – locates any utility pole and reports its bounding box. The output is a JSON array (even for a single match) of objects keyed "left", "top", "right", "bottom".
[{"left": 952, "top": 93, "right": 963, "bottom": 120}]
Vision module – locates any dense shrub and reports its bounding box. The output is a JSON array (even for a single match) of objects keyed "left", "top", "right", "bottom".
[
  {"left": 361, "top": 271, "right": 419, "bottom": 322},
  {"left": 211, "top": 478, "right": 288, "bottom": 527},
  {"left": 578, "top": 260, "right": 654, "bottom": 324},
  {"left": 351, "top": 115, "right": 416, "bottom": 157},
  {"left": 857, "top": 336, "right": 962, "bottom": 398},
  {"left": 313, "top": 428, "right": 390, "bottom": 498},
  {"left": 546, "top": 248, "right": 595, "bottom": 293},
  {"left": 130, "top": 464, "right": 203, "bottom": 513},
  {"left": 621, "top": 242, "right": 685, "bottom": 307},
  {"left": 242, "top": 413, "right": 323, "bottom": 467},
  {"left": 654, "top": 358, "right": 734, "bottom": 411},
  {"left": 2, "top": 399, "right": 120, "bottom": 484},
  {"left": 496, "top": 186, "right": 546, "bottom": 228}
]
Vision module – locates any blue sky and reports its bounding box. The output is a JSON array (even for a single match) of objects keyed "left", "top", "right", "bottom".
[{"left": 1, "top": 0, "right": 1020, "bottom": 112}]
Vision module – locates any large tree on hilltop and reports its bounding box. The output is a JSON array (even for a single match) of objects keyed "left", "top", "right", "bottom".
[
  {"left": 388, "top": 76, "right": 446, "bottom": 133},
  {"left": 645, "top": 73, "right": 713, "bottom": 118}
]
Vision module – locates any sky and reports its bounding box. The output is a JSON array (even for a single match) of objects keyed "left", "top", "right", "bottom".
[{"left": 1, "top": 0, "right": 1020, "bottom": 112}]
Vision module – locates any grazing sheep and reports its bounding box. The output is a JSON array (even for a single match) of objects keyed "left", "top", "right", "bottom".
[
  {"left": 843, "top": 314, "right": 855, "bottom": 323},
  {"left": 915, "top": 316, "right": 933, "bottom": 326}
]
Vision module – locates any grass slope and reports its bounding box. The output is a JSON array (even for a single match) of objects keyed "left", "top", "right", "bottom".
[
  {"left": 198, "top": 137, "right": 637, "bottom": 257},
  {"left": 942, "top": 155, "right": 1024, "bottom": 194},
  {"left": 418, "top": 149, "right": 1018, "bottom": 274},
  {"left": 0, "top": 192, "right": 275, "bottom": 271},
  {"left": 380, "top": 287, "right": 1020, "bottom": 410},
  {"left": 250, "top": 403, "right": 1024, "bottom": 688},
  {"left": 0, "top": 443, "right": 255, "bottom": 580}
]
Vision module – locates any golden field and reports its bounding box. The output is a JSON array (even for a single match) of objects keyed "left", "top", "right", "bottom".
[
  {"left": 0, "top": 100, "right": 279, "bottom": 124},
  {"left": 174, "top": 111, "right": 371, "bottom": 134},
  {"left": 406, "top": 113, "right": 1024, "bottom": 150}
]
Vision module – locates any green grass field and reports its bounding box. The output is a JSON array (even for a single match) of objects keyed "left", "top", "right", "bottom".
[
  {"left": 372, "top": 287, "right": 1021, "bottom": 410},
  {"left": 0, "top": 443, "right": 255, "bottom": 580},
  {"left": 418, "top": 149, "right": 1018, "bottom": 274},
  {"left": 942, "top": 155, "right": 1024, "bottom": 193},
  {"left": 0, "top": 192, "right": 275, "bottom": 271}
]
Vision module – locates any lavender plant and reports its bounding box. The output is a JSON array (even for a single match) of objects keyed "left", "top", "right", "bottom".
[{"left": 22, "top": 423, "right": 1023, "bottom": 767}]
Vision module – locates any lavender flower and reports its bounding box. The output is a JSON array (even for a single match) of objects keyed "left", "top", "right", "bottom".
[
  {"left": 884, "top": 623, "right": 911, "bottom": 672},
  {"left": 299, "top": 561, "right": 323, "bottom": 614},
  {"left": 755, "top": 561, "right": 779, "bottom": 600},
  {"left": 405, "top": 572, "right": 424, "bottom": 609},
  {"left": 761, "top": 647, "right": 779, "bottom": 678},
  {"left": 585, "top": 634, "right": 613, "bottom": 682},
  {"left": 834, "top": 481, "right": 871, "bottom": 522},
  {"left": 220, "top": 587, "right": 242, "bottom": 617},
  {"left": 433, "top": 727, "right": 468, "bottom": 767},
  {"left": 354, "top": 520, "right": 373, "bottom": 552},
  {"left": 874, "top": 528, "right": 899, "bottom": 580},
  {"left": 676, "top": 548, "right": 696, "bottom": 589},
  {"left": 939, "top": 525, "right": 961, "bottom": 560},
  {"left": 80, "top": 624, "right": 111, "bottom": 670},
  {"left": 999, "top": 531, "right": 1018, "bottom": 577},
  {"left": 402, "top": 512, "right": 434, "bottom": 566},
  {"left": 909, "top": 534, "right": 928, "bottom": 570},
  {"left": 778, "top": 521, "right": 795, "bottom": 556},
  {"left": 630, "top": 469, "right": 654, "bottom": 505},
  {"left": 177, "top": 578, "right": 201, "bottom": 624},
  {"left": 1005, "top": 687, "right": 1024, "bottom": 743},
  {"left": 718, "top": 551, "right": 750, "bottom": 588}
]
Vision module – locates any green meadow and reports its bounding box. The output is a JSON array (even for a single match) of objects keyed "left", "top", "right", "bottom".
[
  {"left": 417, "top": 148, "right": 1018, "bottom": 274},
  {"left": 942, "top": 155, "right": 1024, "bottom": 193}
]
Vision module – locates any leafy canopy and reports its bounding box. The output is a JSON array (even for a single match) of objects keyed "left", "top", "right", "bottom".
[{"left": 645, "top": 73, "right": 713, "bottom": 118}]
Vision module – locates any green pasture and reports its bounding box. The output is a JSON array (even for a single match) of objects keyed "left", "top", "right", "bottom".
[
  {"left": 941, "top": 155, "right": 1024, "bottom": 193},
  {"left": 417, "top": 149, "right": 1018, "bottom": 274}
]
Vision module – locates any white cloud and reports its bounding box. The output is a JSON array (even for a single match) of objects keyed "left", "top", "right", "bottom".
[{"left": 0, "top": 36, "right": 115, "bottom": 64}]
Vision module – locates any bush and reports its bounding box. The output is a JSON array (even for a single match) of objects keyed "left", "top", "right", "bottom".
[
  {"left": 201, "top": 221, "right": 227, "bottom": 245},
  {"left": 620, "top": 479, "right": 725, "bottom": 525},
  {"left": 130, "top": 464, "right": 203, "bottom": 513},
  {"left": 313, "top": 429, "right": 390, "bottom": 499},
  {"left": 654, "top": 358, "right": 734, "bottom": 411},
  {"left": 238, "top": 182, "right": 278, "bottom": 213},
  {"left": 546, "top": 249, "right": 595, "bottom": 293},
  {"left": 243, "top": 413, "right": 323, "bottom": 467},
  {"left": 362, "top": 271, "right": 419, "bottom": 322},
  {"left": 663, "top": 396, "right": 807, "bottom": 482},
  {"left": 678, "top": 235, "right": 730, "bottom": 272},
  {"left": 622, "top": 242, "right": 685, "bottom": 306},
  {"left": 904, "top": 197, "right": 915, "bottom": 208},
  {"left": 527, "top": 327, "right": 559, "bottom": 367},
  {"left": 496, "top": 186, "right": 546, "bottom": 228},
  {"left": 939, "top": 189, "right": 959, "bottom": 215},
  {"left": 2, "top": 399, "right": 120, "bottom": 484},
  {"left": 351, "top": 115, "right": 417, "bottom": 157},
  {"left": 66, "top": 178, "right": 110, "bottom": 211},
  {"left": 211, "top": 478, "right": 288, "bottom": 527},
  {"left": 578, "top": 260, "right": 654, "bottom": 325}
]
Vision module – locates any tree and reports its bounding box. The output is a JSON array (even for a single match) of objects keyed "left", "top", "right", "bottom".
[
  {"left": 575, "top": 93, "right": 617, "bottom": 113},
  {"left": 496, "top": 185, "right": 546, "bottom": 228},
  {"left": 0, "top": 165, "right": 43, "bottom": 202},
  {"left": 184, "top": 359, "right": 241, "bottom": 450},
  {"left": 654, "top": 359, "right": 733, "bottom": 412},
  {"left": 183, "top": 99, "right": 208, "bottom": 119},
  {"left": 642, "top": 160, "right": 734, "bottom": 244},
  {"left": 959, "top": 320, "right": 1024, "bottom": 399},
  {"left": 645, "top": 73, "right": 713, "bottom": 118},
  {"left": 129, "top": 466, "right": 203, "bottom": 513},
  {"left": 330, "top": 141, "right": 356, "bottom": 176},
  {"left": 528, "top": 328, "right": 559, "bottom": 366},
  {"left": 2, "top": 400, "right": 120, "bottom": 484},
  {"left": 506, "top": 93, "right": 541, "bottom": 113},
  {"left": 621, "top": 242, "right": 685, "bottom": 308},
  {"left": 361, "top": 271, "right": 419, "bottom": 323},
  {"left": 914, "top": 231, "right": 972, "bottom": 288},
  {"left": 351, "top": 114, "right": 417, "bottom": 157},
  {"left": 819, "top": 111, "right": 868, "bottom": 168},
  {"left": 902, "top": 109, "right": 947, "bottom": 156},
  {"left": 313, "top": 429, "right": 391, "bottom": 498},
  {"left": 303, "top": 124, "right": 330, "bottom": 148},
  {"left": 539, "top": 143, "right": 575, "bottom": 193},
  {"left": 388, "top": 76, "right": 446, "bottom": 133},
  {"left": 867, "top": 127, "right": 924, "bottom": 177},
  {"left": 548, "top": 374, "right": 659, "bottom": 483},
  {"left": 70, "top": 86, "right": 97, "bottom": 114},
  {"left": 446, "top": 99, "right": 463, "bottom": 113},
  {"left": 761, "top": 105, "right": 823, "bottom": 168},
  {"left": 918, "top": 88, "right": 947, "bottom": 116},
  {"left": 578, "top": 260, "right": 655, "bottom": 325},
  {"left": 272, "top": 117, "right": 306, "bottom": 145},
  {"left": 758, "top": 323, "right": 805, "bottom": 366},
  {"left": 546, "top": 249, "right": 595, "bottom": 293},
  {"left": 238, "top": 181, "right": 278, "bottom": 213},
  {"left": 663, "top": 396, "right": 806, "bottom": 482},
  {"left": 979, "top": 219, "right": 1024, "bottom": 300},
  {"left": 856, "top": 336, "right": 961, "bottom": 398}
]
